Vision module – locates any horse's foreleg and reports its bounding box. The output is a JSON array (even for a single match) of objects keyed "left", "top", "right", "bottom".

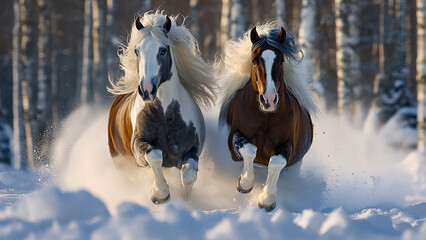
[
  {"left": 232, "top": 132, "right": 256, "bottom": 194},
  {"left": 180, "top": 150, "right": 198, "bottom": 201},
  {"left": 257, "top": 154, "right": 287, "bottom": 212},
  {"left": 145, "top": 149, "right": 170, "bottom": 204},
  {"left": 133, "top": 139, "right": 170, "bottom": 204}
]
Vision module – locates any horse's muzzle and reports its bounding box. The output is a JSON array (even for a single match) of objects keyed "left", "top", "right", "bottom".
[
  {"left": 138, "top": 84, "right": 157, "bottom": 102},
  {"left": 259, "top": 91, "right": 279, "bottom": 112}
]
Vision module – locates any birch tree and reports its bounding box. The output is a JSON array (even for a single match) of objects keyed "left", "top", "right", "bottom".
[
  {"left": 298, "top": 0, "right": 322, "bottom": 97},
  {"left": 35, "top": 0, "right": 52, "bottom": 165},
  {"left": 13, "top": 0, "right": 28, "bottom": 169},
  {"left": 93, "top": 0, "right": 108, "bottom": 101},
  {"left": 220, "top": 0, "right": 230, "bottom": 46},
  {"left": 19, "top": 0, "right": 36, "bottom": 165},
  {"left": 334, "top": 0, "right": 362, "bottom": 120},
  {"left": 189, "top": 0, "right": 200, "bottom": 41},
  {"left": 417, "top": 0, "right": 426, "bottom": 151},
  {"left": 106, "top": 0, "right": 118, "bottom": 79},
  {"left": 229, "top": 0, "right": 247, "bottom": 39},
  {"left": 81, "top": 0, "right": 94, "bottom": 104},
  {"left": 276, "top": 0, "right": 285, "bottom": 26}
]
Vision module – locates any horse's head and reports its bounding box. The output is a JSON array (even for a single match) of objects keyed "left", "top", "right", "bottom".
[
  {"left": 250, "top": 27, "right": 286, "bottom": 112},
  {"left": 134, "top": 16, "right": 173, "bottom": 102}
]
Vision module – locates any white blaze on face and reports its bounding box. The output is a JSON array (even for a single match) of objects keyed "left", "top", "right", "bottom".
[
  {"left": 137, "top": 36, "right": 164, "bottom": 91},
  {"left": 261, "top": 50, "right": 277, "bottom": 94}
]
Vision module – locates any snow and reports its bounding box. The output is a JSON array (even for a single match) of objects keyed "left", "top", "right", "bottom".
[{"left": 0, "top": 105, "right": 426, "bottom": 239}]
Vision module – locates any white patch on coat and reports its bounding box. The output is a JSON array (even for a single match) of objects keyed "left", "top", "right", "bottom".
[
  {"left": 137, "top": 35, "right": 163, "bottom": 87},
  {"left": 156, "top": 51, "right": 205, "bottom": 153},
  {"left": 130, "top": 94, "right": 145, "bottom": 133},
  {"left": 261, "top": 50, "right": 277, "bottom": 93}
]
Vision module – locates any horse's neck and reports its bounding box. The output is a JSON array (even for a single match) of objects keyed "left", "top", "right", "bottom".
[{"left": 156, "top": 66, "right": 184, "bottom": 105}]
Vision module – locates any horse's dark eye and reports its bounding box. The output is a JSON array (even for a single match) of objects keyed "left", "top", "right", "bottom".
[
  {"left": 134, "top": 49, "right": 138, "bottom": 56},
  {"left": 161, "top": 49, "right": 167, "bottom": 55},
  {"left": 252, "top": 60, "right": 257, "bottom": 66}
]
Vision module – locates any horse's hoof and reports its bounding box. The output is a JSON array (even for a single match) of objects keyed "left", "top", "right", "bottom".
[
  {"left": 236, "top": 176, "right": 253, "bottom": 194},
  {"left": 151, "top": 193, "right": 170, "bottom": 204},
  {"left": 258, "top": 201, "right": 276, "bottom": 212}
]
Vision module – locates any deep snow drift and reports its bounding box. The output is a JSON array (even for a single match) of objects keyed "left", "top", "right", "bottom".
[{"left": 0, "top": 105, "right": 426, "bottom": 239}]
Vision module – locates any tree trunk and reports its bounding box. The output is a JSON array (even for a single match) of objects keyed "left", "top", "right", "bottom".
[
  {"left": 229, "top": 0, "right": 247, "bottom": 39},
  {"left": 189, "top": 0, "right": 200, "bottom": 41},
  {"left": 276, "top": 0, "right": 285, "bottom": 26},
  {"left": 19, "top": 0, "right": 36, "bottom": 166},
  {"left": 143, "top": 0, "right": 152, "bottom": 12},
  {"left": 335, "top": 0, "right": 362, "bottom": 120},
  {"left": 35, "top": 0, "right": 52, "bottom": 166},
  {"left": 370, "top": 0, "right": 414, "bottom": 128},
  {"left": 13, "top": 0, "right": 28, "bottom": 169},
  {"left": 417, "top": 0, "right": 426, "bottom": 151},
  {"left": 313, "top": 0, "right": 338, "bottom": 110},
  {"left": 298, "top": 0, "right": 319, "bottom": 94},
  {"left": 106, "top": 0, "right": 118, "bottom": 81},
  {"left": 220, "top": 0, "right": 230, "bottom": 46},
  {"left": 81, "top": 0, "right": 94, "bottom": 104},
  {"left": 93, "top": 0, "right": 108, "bottom": 102}
]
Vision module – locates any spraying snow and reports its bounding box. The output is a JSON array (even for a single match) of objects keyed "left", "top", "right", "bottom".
[{"left": 0, "top": 105, "right": 425, "bottom": 239}]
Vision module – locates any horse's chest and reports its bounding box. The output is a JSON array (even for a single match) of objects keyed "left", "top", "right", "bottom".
[{"left": 135, "top": 100, "right": 198, "bottom": 165}]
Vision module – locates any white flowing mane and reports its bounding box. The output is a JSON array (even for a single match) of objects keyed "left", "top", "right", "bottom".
[
  {"left": 216, "top": 21, "right": 317, "bottom": 115},
  {"left": 108, "top": 11, "right": 216, "bottom": 107}
]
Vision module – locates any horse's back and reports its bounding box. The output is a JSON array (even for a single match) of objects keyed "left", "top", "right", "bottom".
[{"left": 108, "top": 93, "right": 135, "bottom": 158}]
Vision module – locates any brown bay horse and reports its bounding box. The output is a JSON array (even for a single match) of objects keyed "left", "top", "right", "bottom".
[
  {"left": 108, "top": 12, "right": 215, "bottom": 204},
  {"left": 219, "top": 23, "right": 317, "bottom": 211}
]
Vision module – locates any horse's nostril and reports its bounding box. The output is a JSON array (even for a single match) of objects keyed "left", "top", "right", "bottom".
[
  {"left": 273, "top": 94, "right": 278, "bottom": 105},
  {"left": 260, "top": 94, "right": 266, "bottom": 104},
  {"left": 138, "top": 85, "right": 143, "bottom": 96}
]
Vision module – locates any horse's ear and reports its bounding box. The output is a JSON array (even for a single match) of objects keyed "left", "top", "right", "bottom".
[
  {"left": 163, "top": 16, "right": 172, "bottom": 33},
  {"left": 250, "top": 27, "right": 259, "bottom": 44},
  {"left": 135, "top": 17, "right": 143, "bottom": 30},
  {"left": 277, "top": 27, "right": 286, "bottom": 44}
]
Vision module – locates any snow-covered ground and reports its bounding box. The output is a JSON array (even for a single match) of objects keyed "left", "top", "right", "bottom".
[{"left": 1, "top": 105, "right": 426, "bottom": 239}]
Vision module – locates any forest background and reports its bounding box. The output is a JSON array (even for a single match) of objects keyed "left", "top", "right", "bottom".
[{"left": 0, "top": 0, "right": 425, "bottom": 169}]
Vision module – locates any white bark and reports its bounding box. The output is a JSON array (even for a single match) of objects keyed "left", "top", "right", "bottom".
[
  {"left": 106, "top": 0, "right": 117, "bottom": 79},
  {"left": 81, "top": 0, "right": 94, "bottom": 104},
  {"left": 220, "top": 0, "right": 230, "bottom": 46},
  {"left": 276, "top": 0, "right": 285, "bottom": 26},
  {"left": 229, "top": 0, "right": 247, "bottom": 39},
  {"left": 298, "top": 0, "right": 315, "bottom": 78},
  {"left": 417, "top": 0, "right": 426, "bottom": 151},
  {"left": 13, "top": 0, "right": 28, "bottom": 169},
  {"left": 93, "top": 0, "right": 108, "bottom": 101},
  {"left": 335, "top": 0, "right": 362, "bottom": 119}
]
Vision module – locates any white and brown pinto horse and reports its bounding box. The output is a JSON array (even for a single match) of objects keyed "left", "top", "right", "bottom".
[
  {"left": 108, "top": 12, "right": 215, "bottom": 204},
  {"left": 218, "top": 23, "right": 317, "bottom": 211}
]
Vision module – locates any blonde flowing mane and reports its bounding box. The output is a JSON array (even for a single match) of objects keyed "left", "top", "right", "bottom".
[
  {"left": 216, "top": 21, "right": 317, "bottom": 116},
  {"left": 108, "top": 10, "right": 216, "bottom": 107}
]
